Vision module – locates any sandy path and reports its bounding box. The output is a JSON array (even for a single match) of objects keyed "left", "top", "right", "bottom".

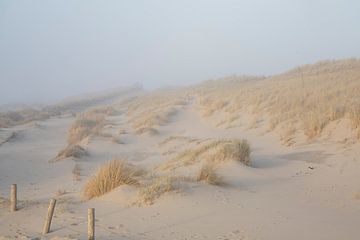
[{"left": 0, "top": 103, "right": 360, "bottom": 239}]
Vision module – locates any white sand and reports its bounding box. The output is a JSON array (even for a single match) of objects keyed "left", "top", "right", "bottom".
[{"left": 1, "top": 100, "right": 360, "bottom": 240}]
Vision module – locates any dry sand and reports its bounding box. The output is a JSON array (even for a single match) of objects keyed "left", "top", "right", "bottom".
[{"left": 1, "top": 96, "right": 360, "bottom": 240}]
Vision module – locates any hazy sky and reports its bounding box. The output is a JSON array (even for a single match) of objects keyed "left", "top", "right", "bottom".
[{"left": 1, "top": 0, "right": 360, "bottom": 104}]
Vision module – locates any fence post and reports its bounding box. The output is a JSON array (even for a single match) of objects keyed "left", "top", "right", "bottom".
[
  {"left": 88, "top": 208, "right": 95, "bottom": 240},
  {"left": 43, "top": 199, "right": 56, "bottom": 234},
  {"left": 10, "top": 184, "right": 17, "bottom": 212}
]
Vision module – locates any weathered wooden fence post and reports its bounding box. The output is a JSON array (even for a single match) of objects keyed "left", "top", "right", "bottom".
[
  {"left": 10, "top": 184, "right": 17, "bottom": 212},
  {"left": 88, "top": 208, "right": 95, "bottom": 240},
  {"left": 42, "top": 199, "right": 57, "bottom": 234}
]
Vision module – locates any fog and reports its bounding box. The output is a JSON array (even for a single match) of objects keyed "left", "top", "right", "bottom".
[{"left": 1, "top": 0, "right": 359, "bottom": 105}]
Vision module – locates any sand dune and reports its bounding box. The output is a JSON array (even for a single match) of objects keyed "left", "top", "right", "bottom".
[{"left": 1, "top": 60, "right": 360, "bottom": 239}]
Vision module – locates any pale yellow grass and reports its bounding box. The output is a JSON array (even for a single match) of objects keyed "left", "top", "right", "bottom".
[
  {"left": 83, "top": 160, "right": 142, "bottom": 200},
  {"left": 159, "top": 139, "right": 251, "bottom": 171},
  {"left": 197, "top": 163, "right": 223, "bottom": 185},
  {"left": 56, "top": 106, "right": 116, "bottom": 160},
  {"left": 54, "top": 145, "right": 88, "bottom": 161},
  {"left": 0, "top": 87, "right": 130, "bottom": 128},
  {"left": 191, "top": 59, "right": 360, "bottom": 143},
  {"left": 279, "top": 123, "right": 296, "bottom": 146},
  {"left": 67, "top": 108, "right": 109, "bottom": 145},
  {"left": 126, "top": 90, "right": 188, "bottom": 134},
  {"left": 134, "top": 176, "right": 177, "bottom": 206},
  {"left": 0, "top": 108, "right": 50, "bottom": 128}
]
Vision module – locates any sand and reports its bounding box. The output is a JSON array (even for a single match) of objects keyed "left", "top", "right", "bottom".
[{"left": 1, "top": 97, "right": 360, "bottom": 240}]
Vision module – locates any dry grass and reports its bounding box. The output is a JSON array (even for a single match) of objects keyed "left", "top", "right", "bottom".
[
  {"left": 67, "top": 109, "right": 107, "bottom": 145},
  {"left": 159, "top": 139, "right": 251, "bottom": 171},
  {"left": 55, "top": 106, "right": 116, "bottom": 161},
  {"left": 0, "top": 108, "right": 51, "bottom": 128},
  {"left": 159, "top": 136, "right": 197, "bottom": 146},
  {"left": 130, "top": 108, "right": 177, "bottom": 135},
  {"left": 126, "top": 90, "right": 188, "bottom": 134},
  {"left": 197, "top": 97, "right": 228, "bottom": 117},
  {"left": 191, "top": 59, "right": 360, "bottom": 143},
  {"left": 349, "top": 105, "right": 360, "bottom": 139},
  {"left": 280, "top": 123, "right": 296, "bottom": 146},
  {"left": 197, "top": 163, "right": 223, "bottom": 185},
  {"left": 83, "top": 160, "right": 142, "bottom": 200},
  {"left": 0, "top": 87, "right": 131, "bottom": 128},
  {"left": 134, "top": 176, "right": 177, "bottom": 206},
  {"left": 54, "top": 145, "right": 88, "bottom": 161}
]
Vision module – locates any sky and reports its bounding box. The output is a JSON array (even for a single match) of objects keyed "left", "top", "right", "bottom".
[{"left": 0, "top": 0, "right": 360, "bottom": 104}]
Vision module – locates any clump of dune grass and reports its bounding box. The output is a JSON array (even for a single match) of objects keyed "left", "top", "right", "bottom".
[
  {"left": 67, "top": 110, "right": 106, "bottom": 145},
  {"left": 159, "top": 139, "right": 251, "bottom": 171},
  {"left": 54, "top": 145, "right": 88, "bottom": 161},
  {"left": 55, "top": 106, "right": 116, "bottom": 161},
  {"left": 83, "top": 160, "right": 142, "bottom": 200},
  {"left": 129, "top": 108, "right": 177, "bottom": 135},
  {"left": 197, "top": 163, "right": 223, "bottom": 185},
  {"left": 126, "top": 91, "right": 188, "bottom": 134},
  {"left": 0, "top": 108, "right": 51, "bottom": 128},
  {"left": 134, "top": 176, "right": 177, "bottom": 206},
  {"left": 303, "top": 113, "right": 328, "bottom": 139},
  {"left": 197, "top": 97, "right": 228, "bottom": 117}
]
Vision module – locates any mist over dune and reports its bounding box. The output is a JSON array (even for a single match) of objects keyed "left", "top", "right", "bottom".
[
  {"left": 1, "top": 0, "right": 360, "bottom": 104},
  {"left": 1, "top": 59, "right": 360, "bottom": 239},
  {"left": 1, "top": 0, "right": 360, "bottom": 239}
]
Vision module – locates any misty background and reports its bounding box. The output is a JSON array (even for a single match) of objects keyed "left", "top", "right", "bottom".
[{"left": 0, "top": 0, "right": 360, "bottom": 105}]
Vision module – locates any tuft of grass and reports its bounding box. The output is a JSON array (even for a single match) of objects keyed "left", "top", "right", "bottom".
[
  {"left": 303, "top": 113, "right": 328, "bottom": 139},
  {"left": 126, "top": 91, "right": 188, "bottom": 134},
  {"left": 54, "top": 145, "right": 88, "bottom": 161},
  {"left": 55, "top": 106, "right": 116, "bottom": 161},
  {"left": 135, "top": 176, "right": 176, "bottom": 206},
  {"left": 197, "top": 163, "right": 223, "bottom": 185},
  {"left": 83, "top": 160, "right": 141, "bottom": 200},
  {"left": 0, "top": 108, "right": 50, "bottom": 128},
  {"left": 159, "top": 139, "right": 251, "bottom": 171},
  {"left": 67, "top": 110, "right": 106, "bottom": 145}
]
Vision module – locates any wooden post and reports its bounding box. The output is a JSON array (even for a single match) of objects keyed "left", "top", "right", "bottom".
[
  {"left": 43, "top": 199, "right": 56, "bottom": 234},
  {"left": 88, "top": 208, "right": 95, "bottom": 240},
  {"left": 10, "top": 184, "right": 17, "bottom": 212}
]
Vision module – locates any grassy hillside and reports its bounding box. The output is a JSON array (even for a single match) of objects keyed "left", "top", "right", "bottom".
[{"left": 191, "top": 59, "right": 360, "bottom": 144}]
